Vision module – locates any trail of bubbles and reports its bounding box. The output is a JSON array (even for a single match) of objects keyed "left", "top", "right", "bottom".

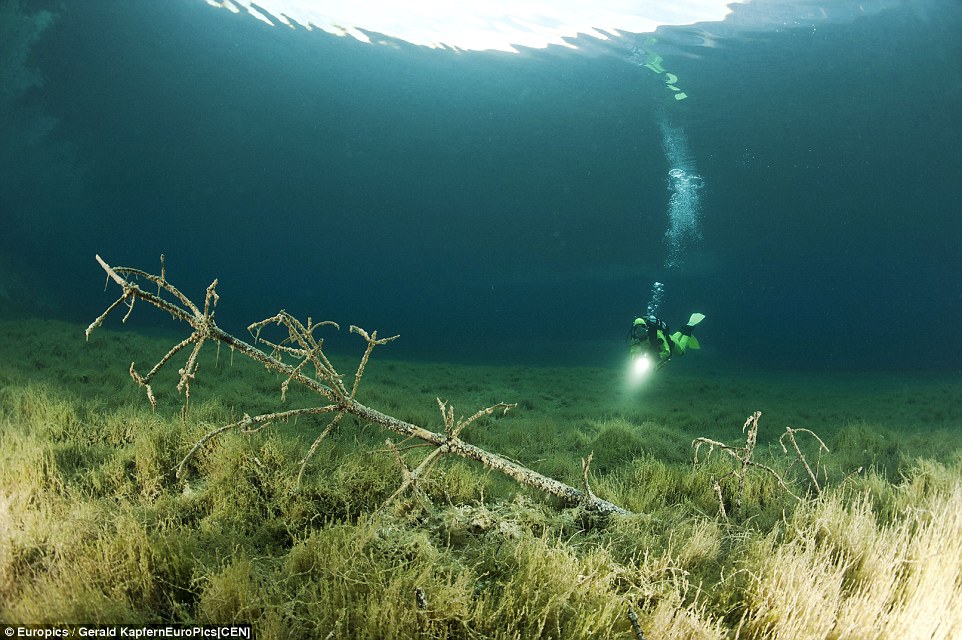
[
  {"left": 644, "top": 122, "right": 704, "bottom": 314},
  {"left": 646, "top": 281, "right": 664, "bottom": 317},
  {"left": 659, "top": 120, "right": 703, "bottom": 270}
]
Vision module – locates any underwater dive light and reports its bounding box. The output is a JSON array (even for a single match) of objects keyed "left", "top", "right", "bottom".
[{"left": 629, "top": 352, "right": 653, "bottom": 383}]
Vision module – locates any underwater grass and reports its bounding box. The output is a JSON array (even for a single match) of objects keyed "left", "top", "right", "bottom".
[{"left": 1, "top": 317, "right": 961, "bottom": 638}]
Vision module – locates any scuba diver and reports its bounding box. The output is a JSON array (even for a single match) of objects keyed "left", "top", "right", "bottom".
[{"left": 627, "top": 312, "right": 705, "bottom": 375}]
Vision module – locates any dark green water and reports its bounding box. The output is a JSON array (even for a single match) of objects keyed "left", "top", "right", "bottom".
[{"left": 1, "top": 0, "right": 960, "bottom": 372}]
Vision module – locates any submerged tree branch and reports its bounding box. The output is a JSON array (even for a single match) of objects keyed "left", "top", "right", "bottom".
[{"left": 87, "top": 255, "right": 629, "bottom": 516}]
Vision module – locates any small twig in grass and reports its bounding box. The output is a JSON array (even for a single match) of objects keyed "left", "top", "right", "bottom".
[
  {"left": 780, "top": 426, "right": 830, "bottom": 495},
  {"left": 711, "top": 476, "right": 728, "bottom": 521},
  {"left": 581, "top": 451, "right": 598, "bottom": 505},
  {"left": 176, "top": 405, "right": 338, "bottom": 480},
  {"left": 296, "top": 412, "right": 346, "bottom": 488},
  {"left": 693, "top": 411, "right": 802, "bottom": 517},
  {"left": 381, "top": 439, "right": 444, "bottom": 510}
]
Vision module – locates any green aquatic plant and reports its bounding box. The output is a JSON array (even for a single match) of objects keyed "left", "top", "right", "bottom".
[
  {"left": 737, "top": 479, "right": 962, "bottom": 639},
  {"left": 2, "top": 313, "right": 961, "bottom": 637},
  {"left": 86, "top": 254, "right": 628, "bottom": 516}
]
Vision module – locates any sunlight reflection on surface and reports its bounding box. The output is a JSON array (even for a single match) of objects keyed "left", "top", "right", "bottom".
[{"left": 202, "top": 0, "right": 743, "bottom": 52}]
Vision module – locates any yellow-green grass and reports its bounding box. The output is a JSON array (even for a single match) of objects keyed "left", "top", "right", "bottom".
[{"left": 1, "top": 317, "right": 960, "bottom": 638}]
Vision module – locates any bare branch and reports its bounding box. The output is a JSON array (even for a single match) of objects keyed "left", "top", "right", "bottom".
[
  {"left": 349, "top": 326, "right": 399, "bottom": 401},
  {"left": 89, "top": 255, "right": 630, "bottom": 516},
  {"left": 780, "top": 426, "right": 830, "bottom": 495},
  {"left": 380, "top": 439, "right": 444, "bottom": 510},
  {"left": 693, "top": 411, "right": 804, "bottom": 516}
]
